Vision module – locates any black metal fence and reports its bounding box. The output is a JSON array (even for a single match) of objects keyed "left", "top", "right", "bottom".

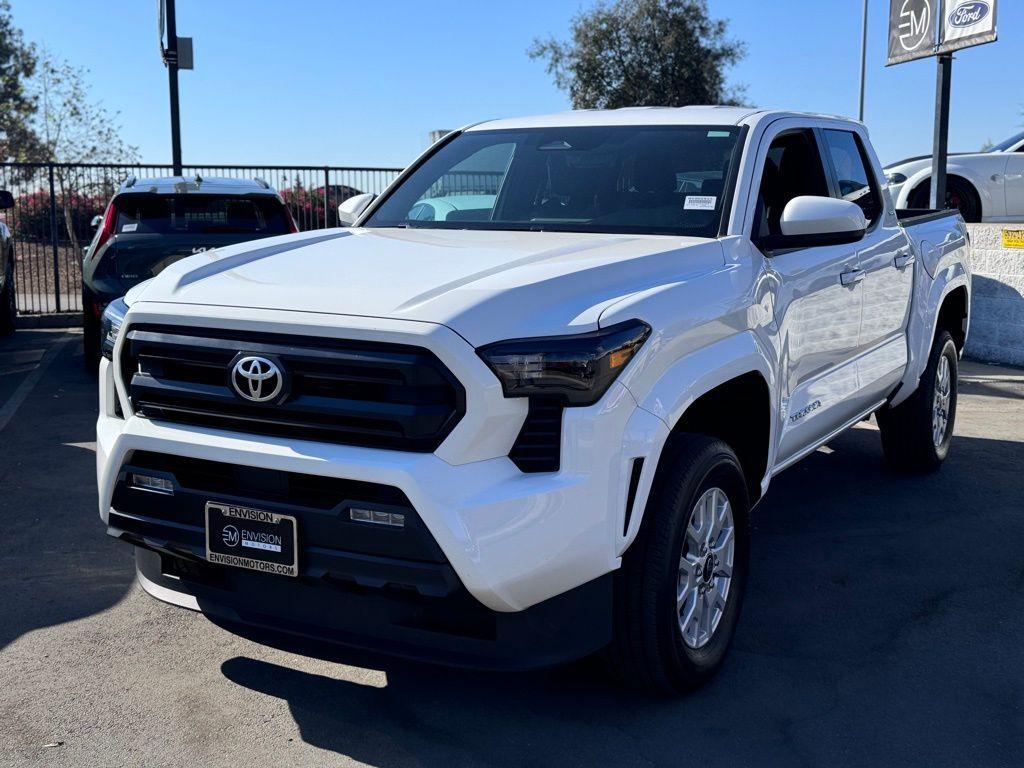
[{"left": 0, "top": 162, "right": 402, "bottom": 314}]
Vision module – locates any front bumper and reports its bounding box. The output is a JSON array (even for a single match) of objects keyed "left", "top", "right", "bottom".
[
  {"left": 97, "top": 306, "right": 669, "bottom": 614},
  {"left": 134, "top": 548, "right": 613, "bottom": 671}
]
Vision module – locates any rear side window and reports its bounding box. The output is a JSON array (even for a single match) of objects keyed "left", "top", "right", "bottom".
[
  {"left": 115, "top": 194, "right": 290, "bottom": 235},
  {"left": 821, "top": 130, "right": 882, "bottom": 224}
]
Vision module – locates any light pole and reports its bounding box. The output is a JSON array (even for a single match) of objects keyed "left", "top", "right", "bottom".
[
  {"left": 165, "top": 0, "right": 182, "bottom": 174},
  {"left": 858, "top": 0, "right": 869, "bottom": 121},
  {"left": 159, "top": 0, "right": 192, "bottom": 174}
]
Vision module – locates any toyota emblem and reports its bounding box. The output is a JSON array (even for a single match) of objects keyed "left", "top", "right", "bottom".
[{"left": 231, "top": 355, "right": 284, "bottom": 403}]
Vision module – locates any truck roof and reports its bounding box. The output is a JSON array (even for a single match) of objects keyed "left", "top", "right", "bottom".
[
  {"left": 468, "top": 106, "right": 860, "bottom": 132},
  {"left": 116, "top": 176, "right": 278, "bottom": 196}
]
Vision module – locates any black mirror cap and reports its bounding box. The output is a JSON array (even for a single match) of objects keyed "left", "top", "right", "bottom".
[{"left": 0, "top": 191, "right": 13, "bottom": 211}]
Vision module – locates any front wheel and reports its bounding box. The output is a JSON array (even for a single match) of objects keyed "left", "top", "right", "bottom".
[
  {"left": 877, "top": 330, "right": 958, "bottom": 472},
  {"left": 605, "top": 435, "right": 750, "bottom": 694}
]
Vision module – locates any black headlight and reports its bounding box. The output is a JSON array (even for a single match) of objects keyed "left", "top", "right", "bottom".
[
  {"left": 477, "top": 320, "right": 651, "bottom": 406},
  {"left": 100, "top": 297, "right": 128, "bottom": 360}
]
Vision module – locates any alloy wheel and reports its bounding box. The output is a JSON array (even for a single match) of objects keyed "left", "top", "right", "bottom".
[
  {"left": 677, "top": 487, "right": 735, "bottom": 649},
  {"left": 933, "top": 354, "right": 951, "bottom": 447}
]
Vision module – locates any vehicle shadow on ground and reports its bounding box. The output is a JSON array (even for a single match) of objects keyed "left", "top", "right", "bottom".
[
  {"left": 0, "top": 330, "right": 135, "bottom": 652},
  {"left": 221, "top": 424, "right": 1024, "bottom": 767}
]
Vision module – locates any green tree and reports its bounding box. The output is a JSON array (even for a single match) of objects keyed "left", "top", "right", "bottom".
[
  {"left": 33, "top": 50, "right": 139, "bottom": 251},
  {"left": 0, "top": 0, "right": 42, "bottom": 162},
  {"left": 529, "top": 0, "right": 746, "bottom": 110}
]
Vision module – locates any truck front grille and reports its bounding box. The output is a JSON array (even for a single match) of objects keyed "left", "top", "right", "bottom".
[{"left": 120, "top": 325, "right": 465, "bottom": 452}]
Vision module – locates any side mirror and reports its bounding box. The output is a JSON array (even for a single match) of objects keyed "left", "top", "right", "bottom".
[
  {"left": 772, "top": 196, "right": 867, "bottom": 248},
  {"left": 90, "top": 214, "right": 104, "bottom": 230},
  {"left": 337, "top": 193, "right": 376, "bottom": 227},
  {"left": 0, "top": 190, "right": 14, "bottom": 210}
]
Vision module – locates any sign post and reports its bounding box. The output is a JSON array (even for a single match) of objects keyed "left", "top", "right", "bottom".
[
  {"left": 885, "top": 0, "right": 998, "bottom": 210},
  {"left": 159, "top": 0, "right": 194, "bottom": 175}
]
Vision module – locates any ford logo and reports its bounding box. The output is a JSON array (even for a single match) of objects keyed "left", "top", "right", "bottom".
[{"left": 948, "top": 1, "right": 989, "bottom": 28}]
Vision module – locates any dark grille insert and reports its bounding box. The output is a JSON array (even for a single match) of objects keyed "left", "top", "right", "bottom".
[
  {"left": 114, "top": 451, "right": 450, "bottom": 567},
  {"left": 121, "top": 325, "right": 465, "bottom": 451},
  {"left": 509, "top": 398, "right": 563, "bottom": 473}
]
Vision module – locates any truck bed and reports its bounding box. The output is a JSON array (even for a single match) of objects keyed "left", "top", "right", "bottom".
[{"left": 895, "top": 208, "right": 962, "bottom": 226}]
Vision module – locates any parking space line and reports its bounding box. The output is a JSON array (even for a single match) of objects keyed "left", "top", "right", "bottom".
[{"left": 0, "top": 332, "right": 76, "bottom": 433}]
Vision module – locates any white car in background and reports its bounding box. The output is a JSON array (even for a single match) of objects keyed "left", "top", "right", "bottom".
[{"left": 885, "top": 130, "right": 1024, "bottom": 222}]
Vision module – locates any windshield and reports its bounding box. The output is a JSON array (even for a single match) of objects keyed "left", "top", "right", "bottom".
[
  {"left": 114, "top": 194, "right": 290, "bottom": 235},
  {"left": 988, "top": 130, "right": 1024, "bottom": 153},
  {"left": 367, "top": 125, "right": 743, "bottom": 237}
]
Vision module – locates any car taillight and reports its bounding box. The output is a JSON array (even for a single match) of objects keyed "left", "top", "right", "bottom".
[
  {"left": 90, "top": 201, "right": 117, "bottom": 257},
  {"left": 285, "top": 207, "right": 299, "bottom": 233}
]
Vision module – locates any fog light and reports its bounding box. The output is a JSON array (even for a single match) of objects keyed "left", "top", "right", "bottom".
[
  {"left": 131, "top": 473, "right": 174, "bottom": 495},
  {"left": 349, "top": 507, "right": 405, "bottom": 528}
]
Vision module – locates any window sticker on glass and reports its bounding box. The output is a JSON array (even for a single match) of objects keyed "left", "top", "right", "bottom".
[
  {"left": 707, "top": 131, "right": 731, "bottom": 138},
  {"left": 684, "top": 195, "right": 717, "bottom": 211},
  {"left": 121, "top": 223, "right": 138, "bottom": 233}
]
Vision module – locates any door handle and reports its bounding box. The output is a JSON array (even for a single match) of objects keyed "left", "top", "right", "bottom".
[
  {"left": 839, "top": 268, "right": 864, "bottom": 286},
  {"left": 894, "top": 252, "right": 916, "bottom": 269}
]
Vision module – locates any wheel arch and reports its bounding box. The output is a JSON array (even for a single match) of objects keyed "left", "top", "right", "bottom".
[
  {"left": 891, "top": 270, "right": 971, "bottom": 408},
  {"left": 936, "top": 284, "right": 969, "bottom": 353},
  {"left": 903, "top": 170, "right": 988, "bottom": 221},
  {"left": 657, "top": 371, "right": 772, "bottom": 504},
  {"left": 620, "top": 329, "right": 777, "bottom": 556}
]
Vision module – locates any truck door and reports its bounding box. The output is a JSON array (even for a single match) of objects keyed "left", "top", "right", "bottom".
[
  {"left": 750, "top": 126, "right": 866, "bottom": 467},
  {"left": 820, "top": 128, "right": 912, "bottom": 407}
]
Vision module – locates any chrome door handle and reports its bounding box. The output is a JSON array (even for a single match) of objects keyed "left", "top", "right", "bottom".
[
  {"left": 894, "top": 252, "right": 916, "bottom": 269},
  {"left": 840, "top": 268, "right": 865, "bottom": 286}
]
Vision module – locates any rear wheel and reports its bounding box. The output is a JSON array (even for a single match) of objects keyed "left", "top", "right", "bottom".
[
  {"left": 0, "top": 256, "right": 16, "bottom": 337},
  {"left": 605, "top": 435, "right": 750, "bottom": 694},
  {"left": 877, "top": 330, "right": 958, "bottom": 472},
  {"left": 909, "top": 177, "right": 981, "bottom": 222}
]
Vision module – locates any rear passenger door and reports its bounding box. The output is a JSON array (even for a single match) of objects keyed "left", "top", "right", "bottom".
[
  {"left": 820, "top": 128, "right": 912, "bottom": 406},
  {"left": 750, "top": 123, "right": 866, "bottom": 467}
]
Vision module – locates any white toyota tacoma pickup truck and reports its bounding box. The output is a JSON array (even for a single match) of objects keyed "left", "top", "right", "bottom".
[{"left": 97, "top": 107, "right": 971, "bottom": 692}]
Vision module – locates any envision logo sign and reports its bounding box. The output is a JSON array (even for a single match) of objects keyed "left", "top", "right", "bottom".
[
  {"left": 886, "top": 0, "right": 998, "bottom": 65},
  {"left": 887, "top": 0, "right": 935, "bottom": 64},
  {"left": 898, "top": 0, "right": 932, "bottom": 52}
]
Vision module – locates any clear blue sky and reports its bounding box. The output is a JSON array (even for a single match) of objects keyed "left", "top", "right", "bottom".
[{"left": 11, "top": 0, "right": 1023, "bottom": 168}]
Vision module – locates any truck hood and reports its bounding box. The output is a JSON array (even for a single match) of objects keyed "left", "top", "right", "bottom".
[{"left": 127, "top": 227, "right": 724, "bottom": 345}]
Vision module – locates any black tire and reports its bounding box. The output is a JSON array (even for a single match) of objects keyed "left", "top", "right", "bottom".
[
  {"left": 877, "top": 330, "right": 958, "bottom": 472},
  {"left": 82, "top": 287, "right": 101, "bottom": 373},
  {"left": 605, "top": 435, "right": 750, "bottom": 694},
  {"left": 0, "top": 256, "right": 15, "bottom": 337},
  {"left": 909, "top": 177, "right": 981, "bottom": 223}
]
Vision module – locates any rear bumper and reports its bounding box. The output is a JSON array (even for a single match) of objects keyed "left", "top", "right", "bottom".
[{"left": 133, "top": 547, "right": 612, "bottom": 671}]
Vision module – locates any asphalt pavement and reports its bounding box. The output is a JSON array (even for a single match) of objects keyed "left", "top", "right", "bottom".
[{"left": 1, "top": 327, "right": 1022, "bottom": 768}]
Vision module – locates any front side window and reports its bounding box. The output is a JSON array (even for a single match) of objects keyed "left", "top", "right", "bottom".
[
  {"left": 822, "top": 129, "right": 881, "bottom": 224},
  {"left": 752, "top": 129, "right": 830, "bottom": 243},
  {"left": 367, "top": 125, "right": 743, "bottom": 237}
]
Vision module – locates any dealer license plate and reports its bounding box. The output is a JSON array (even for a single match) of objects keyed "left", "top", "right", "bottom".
[{"left": 205, "top": 502, "right": 298, "bottom": 577}]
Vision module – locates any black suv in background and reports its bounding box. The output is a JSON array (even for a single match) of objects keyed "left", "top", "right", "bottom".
[{"left": 82, "top": 176, "right": 297, "bottom": 368}]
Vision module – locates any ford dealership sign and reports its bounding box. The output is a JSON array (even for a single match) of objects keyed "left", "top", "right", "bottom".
[
  {"left": 940, "top": 0, "right": 997, "bottom": 53},
  {"left": 948, "top": 2, "right": 989, "bottom": 28},
  {"left": 887, "top": 0, "right": 997, "bottom": 65}
]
